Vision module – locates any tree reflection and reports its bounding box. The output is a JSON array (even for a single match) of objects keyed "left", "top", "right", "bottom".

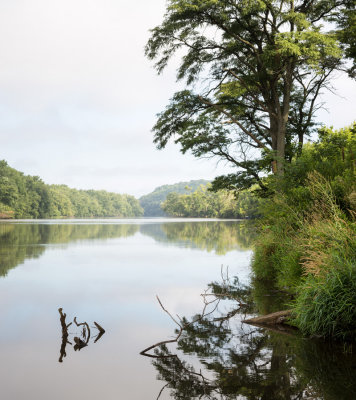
[
  {"left": 143, "top": 277, "right": 356, "bottom": 400},
  {"left": 0, "top": 223, "right": 139, "bottom": 277},
  {"left": 141, "top": 221, "right": 255, "bottom": 254},
  {"left": 0, "top": 221, "right": 253, "bottom": 277}
]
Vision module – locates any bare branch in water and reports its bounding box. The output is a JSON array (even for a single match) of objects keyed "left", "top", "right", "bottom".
[
  {"left": 58, "top": 309, "right": 106, "bottom": 362},
  {"left": 156, "top": 383, "right": 169, "bottom": 400},
  {"left": 93, "top": 321, "right": 106, "bottom": 343},
  {"left": 74, "top": 316, "right": 91, "bottom": 344},
  {"left": 140, "top": 266, "right": 248, "bottom": 359},
  {"left": 156, "top": 295, "right": 183, "bottom": 328},
  {"left": 58, "top": 308, "right": 71, "bottom": 363}
]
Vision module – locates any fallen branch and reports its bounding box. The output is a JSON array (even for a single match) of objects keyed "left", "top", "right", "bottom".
[
  {"left": 74, "top": 316, "right": 91, "bottom": 344},
  {"left": 93, "top": 321, "right": 106, "bottom": 343},
  {"left": 140, "top": 296, "right": 183, "bottom": 358},
  {"left": 58, "top": 308, "right": 71, "bottom": 363},
  {"left": 243, "top": 310, "right": 292, "bottom": 326}
]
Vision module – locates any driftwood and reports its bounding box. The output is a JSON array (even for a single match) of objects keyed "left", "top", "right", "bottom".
[
  {"left": 93, "top": 322, "right": 106, "bottom": 343},
  {"left": 58, "top": 308, "right": 72, "bottom": 362},
  {"left": 73, "top": 336, "right": 88, "bottom": 351},
  {"left": 74, "top": 317, "right": 91, "bottom": 344},
  {"left": 243, "top": 310, "right": 292, "bottom": 326},
  {"left": 58, "top": 308, "right": 106, "bottom": 362}
]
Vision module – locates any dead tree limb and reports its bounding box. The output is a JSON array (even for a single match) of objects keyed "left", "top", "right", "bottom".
[
  {"left": 93, "top": 321, "right": 106, "bottom": 343},
  {"left": 74, "top": 316, "right": 91, "bottom": 344},
  {"left": 58, "top": 308, "right": 71, "bottom": 363}
]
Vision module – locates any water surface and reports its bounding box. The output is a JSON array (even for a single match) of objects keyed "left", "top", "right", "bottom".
[
  {"left": 0, "top": 219, "right": 355, "bottom": 400},
  {"left": 0, "top": 219, "right": 251, "bottom": 400}
]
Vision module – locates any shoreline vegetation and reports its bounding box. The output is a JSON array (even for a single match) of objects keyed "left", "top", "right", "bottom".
[
  {"left": 161, "top": 184, "right": 260, "bottom": 219},
  {"left": 251, "top": 124, "right": 356, "bottom": 340}
]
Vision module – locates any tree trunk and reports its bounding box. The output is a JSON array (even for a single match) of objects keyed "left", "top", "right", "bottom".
[
  {"left": 270, "top": 116, "right": 286, "bottom": 175},
  {"left": 276, "top": 124, "right": 286, "bottom": 175}
]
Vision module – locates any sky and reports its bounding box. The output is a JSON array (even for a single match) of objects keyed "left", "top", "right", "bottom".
[{"left": 0, "top": 0, "right": 355, "bottom": 198}]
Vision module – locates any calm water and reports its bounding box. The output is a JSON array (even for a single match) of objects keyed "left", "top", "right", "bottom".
[{"left": 0, "top": 219, "right": 355, "bottom": 400}]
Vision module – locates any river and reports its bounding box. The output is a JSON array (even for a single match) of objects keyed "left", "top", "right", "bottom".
[{"left": 0, "top": 219, "right": 354, "bottom": 399}]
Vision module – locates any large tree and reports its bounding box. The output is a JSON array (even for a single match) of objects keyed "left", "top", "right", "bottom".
[
  {"left": 335, "top": 0, "right": 356, "bottom": 78},
  {"left": 146, "top": 0, "right": 352, "bottom": 191}
]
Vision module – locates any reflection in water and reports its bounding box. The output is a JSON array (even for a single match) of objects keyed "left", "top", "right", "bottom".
[
  {"left": 143, "top": 276, "right": 356, "bottom": 400},
  {"left": 0, "top": 219, "right": 253, "bottom": 400},
  {"left": 142, "top": 221, "right": 253, "bottom": 254},
  {"left": 0, "top": 221, "right": 253, "bottom": 277},
  {"left": 0, "top": 223, "right": 139, "bottom": 276},
  {"left": 58, "top": 308, "right": 105, "bottom": 363}
]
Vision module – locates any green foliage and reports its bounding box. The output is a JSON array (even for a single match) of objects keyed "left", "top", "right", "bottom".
[
  {"left": 146, "top": 0, "right": 347, "bottom": 189},
  {"left": 161, "top": 184, "right": 261, "bottom": 218},
  {"left": 333, "top": 0, "right": 356, "bottom": 78},
  {"left": 0, "top": 160, "right": 143, "bottom": 219},
  {"left": 252, "top": 197, "right": 303, "bottom": 290},
  {"left": 139, "top": 179, "right": 209, "bottom": 216},
  {"left": 294, "top": 263, "right": 356, "bottom": 340},
  {"left": 0, "top": 202, "right": 14, "bottom": 219},
  {"left": 252, "top": 125, "right": 356, "bottom": 339}
]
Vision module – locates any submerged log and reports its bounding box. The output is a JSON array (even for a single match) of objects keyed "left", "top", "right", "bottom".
[{"left": 243, "top": 310, "right": 292, "bottom": 326}]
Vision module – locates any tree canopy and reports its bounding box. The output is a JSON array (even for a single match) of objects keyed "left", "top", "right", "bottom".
[
  {"left": 146, "top": 0, "right": 354, "bottom": 191},
  {"left": 139, "top": 179, "right": 209, "bottom": 216},
  {"left": 161, "top": 184, "right": 260, "bottom": 218},
  {"left": 0, "top": 160, "right": 143, "bottom": 218}
]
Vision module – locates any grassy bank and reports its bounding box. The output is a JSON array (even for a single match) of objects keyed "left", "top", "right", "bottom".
[{"left": 252, "top": 124, "right": 356, "bottom": 340}]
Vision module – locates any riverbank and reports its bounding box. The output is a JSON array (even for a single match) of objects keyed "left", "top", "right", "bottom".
[{"left": 251, "top": 125, "right": 356, "bottom": 340}]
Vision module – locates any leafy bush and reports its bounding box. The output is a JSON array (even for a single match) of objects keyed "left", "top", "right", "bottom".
[
  {"left": 252, "top": 123, "right": 356, "bottom": 339},
  {"left": 293, "top": 263, "right": 356, "bottom": 340}
]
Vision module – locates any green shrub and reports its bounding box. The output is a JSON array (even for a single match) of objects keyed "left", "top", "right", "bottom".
[
  {"left": 252, "top": 164, "right": 356, "bottom": 339},
  {"left": 252, "top": 229, "right": 279, "bottom": 280},
  {"left": 293, "top": 263, "right": 356, "bottom": 340}
]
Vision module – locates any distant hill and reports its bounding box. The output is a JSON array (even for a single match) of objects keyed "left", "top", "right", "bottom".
[{"left": 139, "top": 179, "right": 209, "bottom": 216}]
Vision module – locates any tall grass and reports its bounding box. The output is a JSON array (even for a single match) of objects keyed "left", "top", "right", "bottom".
[
  {"left": 252, "top": 172, "right": 356, "bottom": 339},
  {"left": 293, "top": 262, "right": 356, "bottom": 340}
]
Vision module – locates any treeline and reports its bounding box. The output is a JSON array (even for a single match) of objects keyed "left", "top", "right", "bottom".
[
  {"left": 253, "top": 124, "right": 356, "bottom": 340},
  {"left": 139, "top": 179, "right": 208, "bottom": 216},
  {"left": 0, "top": 161, "right": 143, "bottom": 218},
  {"left": 161, "top": 185, "right": 260, "bottom": 219}
]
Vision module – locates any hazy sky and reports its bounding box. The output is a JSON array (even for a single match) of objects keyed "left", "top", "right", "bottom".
[{"left": 1, "top": 0, "right": 355, "bottom": 197}]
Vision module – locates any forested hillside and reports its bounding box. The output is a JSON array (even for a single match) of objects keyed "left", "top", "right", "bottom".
[
  {"left": 162, "top": 184, "right": 259, "bottom": 218},
  {"left": 0, "top": 161, "right": 143, "bottom": 218},
  {"left": 139, "top": 179, "right": 209, "bottom": 216}
]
